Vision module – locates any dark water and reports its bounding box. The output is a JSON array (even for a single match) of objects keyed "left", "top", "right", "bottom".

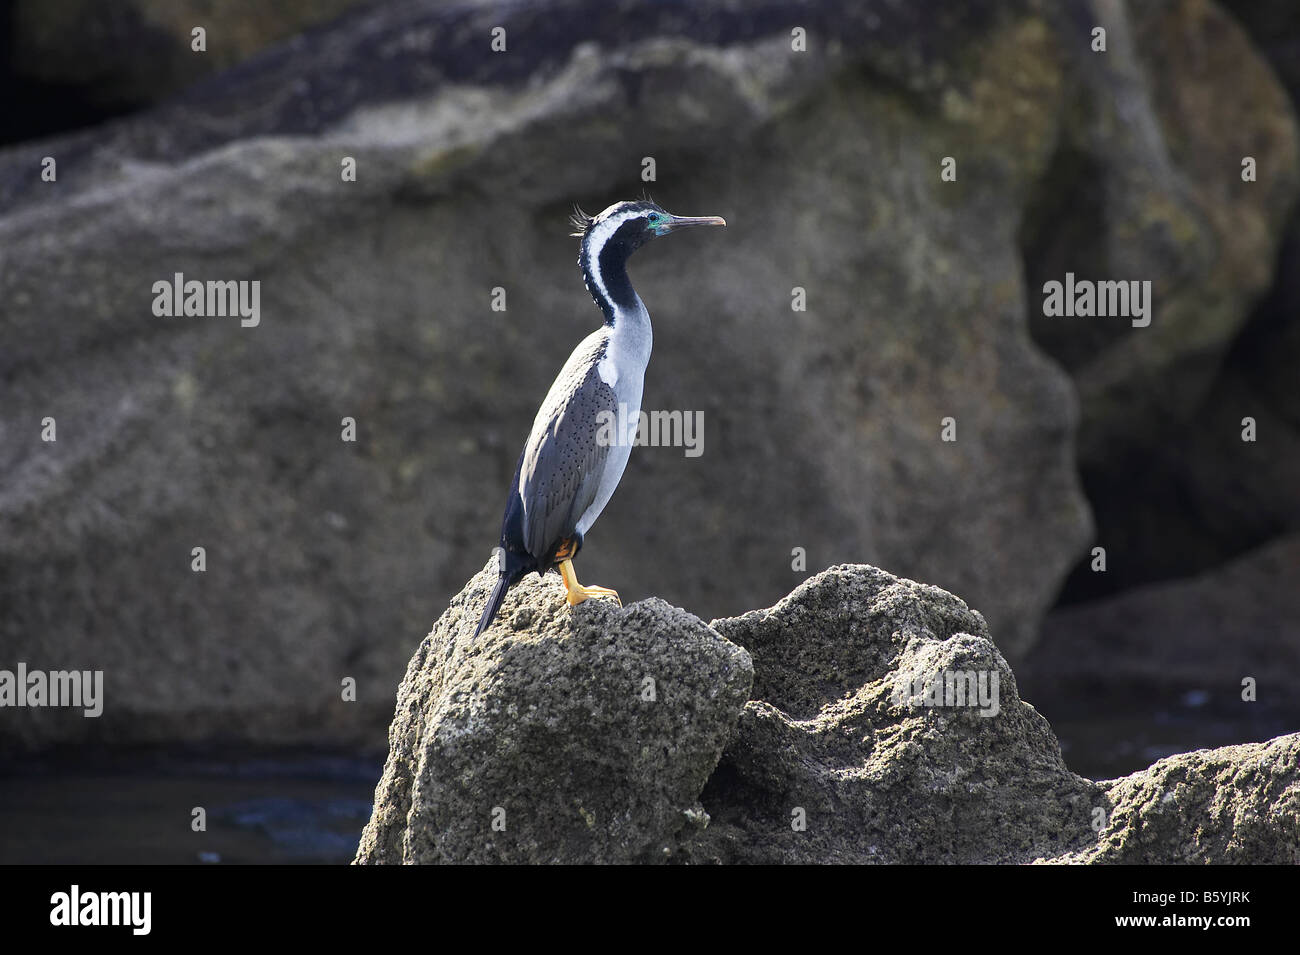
[
  {"left": 0, "top": 748, "right": 382, "bottom": 865},
  {"left": 0, "top": 704, "right": 1293, "bottom": 863},
  {"left": 1046, "top": 706, "right": 1296, "bottom": 781}
]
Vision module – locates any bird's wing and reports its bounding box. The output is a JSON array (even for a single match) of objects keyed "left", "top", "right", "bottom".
[{"left": 519, "top": 334, "right": 618, "bottom": 560}]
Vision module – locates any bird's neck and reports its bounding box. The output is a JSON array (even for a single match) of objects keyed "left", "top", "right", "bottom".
[
  {"left": 580, "top": 240, "right": 651, "bottom": 384},
  {"left": 581, "top": 238, "right": 643, "bottom": 327},
  {"left": 581, "top": 234, "right": 653, "bottom": 385}
]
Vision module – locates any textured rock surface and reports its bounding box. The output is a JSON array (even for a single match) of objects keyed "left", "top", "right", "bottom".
[
  {"left": 354, "top": 560, "right": 753, "bottom": 864},
  {"left": 682, "top": 565, "right": 1100, "bottom": 863},
  {"left": 356, "top": 564, "right": 1300, "bottom": 863},
  {"left": 1050, "top": 735, "right": 1300, "bottom": 864}
]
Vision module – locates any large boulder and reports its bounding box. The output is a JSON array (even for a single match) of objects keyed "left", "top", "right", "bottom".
[
  {"left": 356, "top": 564, "right": 1300, "bottom": 863},
  {"left": 1024, "top": 0, "right": 1299, "bottom": 457},
  {"left": 1023, "top": 0, "right": 1300, "bottom": 601},
  {"left": 9, "top": 0, "right": 1300, "bottom": 750},
  {"left": 0, "top": 0, "right": 1100, "bottom": 750}
]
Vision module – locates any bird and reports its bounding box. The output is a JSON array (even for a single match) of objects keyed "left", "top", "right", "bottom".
[{"left": 473, "top": 199, "right": 726, "bottom": 637}]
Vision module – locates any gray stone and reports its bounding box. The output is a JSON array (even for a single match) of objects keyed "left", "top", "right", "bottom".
[
  {"left": 1045, "top": 0, "right": 1300, "bottom": 597},
  {"left": 357, "top": 563, "right": 1300, "bottom": 863},
  {"left": 1049, "top": 735, "right": 1300, "bottom": 864},
  {"left": 1025, "top": 0, "right": 1299, "bottom": 460},
  {"left": 684, "top": 564, "right": 1100, "bottom": 863},
  {"left": 353, "top": 559, "right": 753, "bottom": 864},
  {"left": 1021, "top": 0, "right": 1300, "bottom": 600}
]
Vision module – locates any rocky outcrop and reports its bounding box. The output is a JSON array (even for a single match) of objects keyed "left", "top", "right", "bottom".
[
  {"left": 355, "top": 560, "right": 753, "bottom": 864},
  {"left": 678, "top": 566, "right": 1099, "bottom": 864},
  {"left": 1050, "top": 735, "right": 1300, "bottom": 864},
  {"left": 355, "top": 564, "right": 1300, "bottom": 864}
]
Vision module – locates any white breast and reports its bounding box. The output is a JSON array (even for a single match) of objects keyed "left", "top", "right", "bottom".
[{"left": 577, "top": 300, "right": 652, "bottom": 535}]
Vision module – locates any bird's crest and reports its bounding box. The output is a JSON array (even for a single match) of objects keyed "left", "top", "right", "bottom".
[
  {"left": 570, "top": 193, "right": 660, "bottom": 237},
  {"left": 569, "top": 205, "right": 593, "bottom": 237}
]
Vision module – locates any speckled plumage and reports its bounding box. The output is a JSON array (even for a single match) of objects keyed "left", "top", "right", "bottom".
[{"left": 519, "top": 331, "right": 619, "bottom": 560}]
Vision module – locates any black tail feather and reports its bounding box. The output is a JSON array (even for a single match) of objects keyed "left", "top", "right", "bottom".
[{"left": 473, "top": 551, "right": 530, "bottom": 638}]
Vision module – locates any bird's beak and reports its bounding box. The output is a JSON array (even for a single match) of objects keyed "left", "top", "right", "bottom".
[{"left": 663, "top": 214, "right": 727, "bottom": 232}]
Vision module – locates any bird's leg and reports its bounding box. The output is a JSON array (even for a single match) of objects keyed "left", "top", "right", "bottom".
[{"left": 557, "top": 559, "right": 621, "bottom": 607}]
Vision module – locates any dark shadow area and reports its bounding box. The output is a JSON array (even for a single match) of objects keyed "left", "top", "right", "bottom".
[{"left": 0, "top": 745, "right": 381, "bottom": 864}]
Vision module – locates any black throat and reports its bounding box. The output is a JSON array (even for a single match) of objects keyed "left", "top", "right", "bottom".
[{"left": 579, "top": 220, "right": 648, "bottom": 325}]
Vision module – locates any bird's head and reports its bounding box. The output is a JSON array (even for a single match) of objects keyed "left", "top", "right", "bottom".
[
  {"left": 571, "top": 199, "right": 725, "bottom": 317},
  {"left": 571, "top": 199, "right": 726, "bottom": 255}
]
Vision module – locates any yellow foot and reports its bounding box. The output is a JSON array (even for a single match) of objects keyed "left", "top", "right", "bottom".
[
  {"left": 567, "top": 584, "right": 621, "bottom": 607},
  {"left": 558, "top": 558, "right": 621, "bottom": 607}
]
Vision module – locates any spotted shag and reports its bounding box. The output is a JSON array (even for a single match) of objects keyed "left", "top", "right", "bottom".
[{"left": 474, "top": 199, "right": 726, "bottom": 636}]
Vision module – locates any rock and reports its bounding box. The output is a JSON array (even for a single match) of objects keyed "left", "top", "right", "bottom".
[
  {"left": 8, "top": 0, "right": 377, "bottom": 112},
  {"left": 1059, "top": 0, "right": 1300, "bottom": 597},
  {"left": 1020, "top": 535, "right": 1300, "bottom": 722},
  {"left": 1220, "top": 1, "right": 1300, "bottom": 103},
  {"left": 357, "top": 563, "right": 1300, "bottom": 863},
  {"left": 1050, "top": 735, "right": 1300, "bottom": 864},
  {"left": 1051, "top": 349, "right": 1300, "bottom": 603},
  {"left": 353, "top": 559, "right": 753, "bottom": 864},
  {"left": 1022, "top": 0, "right": 1300, "bottom": 601},
  {"left": 11, "top": 0, "right": 1299, "bottom": 750},
  {"left": 0, "top": 0, "right": 1099, "bottom": 750},
  {"left": 683, "top": 565, "right": 1100, "bottom": 863},
  {"left": 1024, "top": 0, "right": 1299, "bottom": 458}
]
